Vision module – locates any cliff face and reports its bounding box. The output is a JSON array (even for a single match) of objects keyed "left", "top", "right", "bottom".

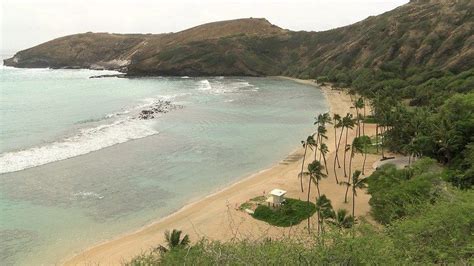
[{"left": 4, "top": 0, "right": 473, "bottom": 76}]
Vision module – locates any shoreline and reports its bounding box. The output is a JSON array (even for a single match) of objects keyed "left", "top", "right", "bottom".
[{"left": 64, "top": 77, "right": 378, "bottom": 265}]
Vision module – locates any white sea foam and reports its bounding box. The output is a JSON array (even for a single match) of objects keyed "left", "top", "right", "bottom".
[
  {"left": 72, "top": 191, "right": 104, "bottom": 200},
  {"left": 198, "top": 80, "right": 212, "bottom": 91},
  {"left": 0, "top": 118, "right": 158, "bottom": 174},
  {"left": 0, "top": 92, "right": 192, "bottom": 174},
  {"left": 197, "top": 79, "right": 259, "bottom": 95}
]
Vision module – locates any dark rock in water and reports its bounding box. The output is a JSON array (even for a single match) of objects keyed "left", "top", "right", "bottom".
[
  {"left": 89, "top": 74, "right": 126, "bottom": 79},
  {"left": 137, "top": 100, "right": 183, "bottom": 120}
]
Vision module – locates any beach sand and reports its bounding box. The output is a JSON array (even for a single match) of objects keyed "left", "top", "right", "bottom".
[{"left": 64, "top": 78, "right": 380, "bottom": 265}]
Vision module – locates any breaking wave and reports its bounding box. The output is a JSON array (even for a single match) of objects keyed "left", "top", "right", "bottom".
[
  {"left": 0, "top": 94, "right": 188, "bottom": 174},
  {"left": 0, "top": 119, "right": 159, "bottom": 174},
  {"left": 197, "top": 79, "right": 259, "bottom": 95}
]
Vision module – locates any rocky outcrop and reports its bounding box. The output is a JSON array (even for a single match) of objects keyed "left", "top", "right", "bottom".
[{"left": 137, "top": 101, "right": 183, "bottom": 120}]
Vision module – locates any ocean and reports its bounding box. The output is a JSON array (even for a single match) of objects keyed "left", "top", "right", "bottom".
[{"left": 0, "top": 63, "right": 327, "bottom": 264}]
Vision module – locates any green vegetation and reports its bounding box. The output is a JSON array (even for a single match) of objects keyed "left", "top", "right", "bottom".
[
  {"left": 367, "top": 158, "right": 442, "bottom": 224},
  {"left": 252, "top": 198, "right": 316, "bottom": 227},
  {"left": 120, "top": 1, "right": 473, "bottom": 264},
  {"left": 129, "top": 163, "right": 473, "bottom": 265}
]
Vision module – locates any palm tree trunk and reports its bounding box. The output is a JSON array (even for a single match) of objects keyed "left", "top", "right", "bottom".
[
  {"left": 356, "top": 108, "right": 360, "bottom": 137},
  {"left": 306, "top": 177, "right": 312, "bottom": 233},
  {"left": 337, "top": 126, "right": 345, "bottom": 168},
  {"left": 363, "top": 105, "right": 366, "bottom": 136},
  {"left": 343, "top": 129, "right": 349, "bottom": 177},
  {"left": 352, "top": 188, "right": 355, "bottom": 219},
  {"left": 362, "top": 149, "right": 367, "bottom": 175},
  {"left": 344, "top": 183, "right": 350, "bottom": 203},
  {"left": 348, "top": 149, "right": 354, "bottom": 178},
  {"left": 352, "top": 187, "right": 356, "bottom": 238},
  {"left": 322, "top": 152, "right": 329, "bottom": 175},
  {"left": 381, "top": 126, "right": 385, "bottom": 159},
  {"left": 318, "top": 135, "right": 323, "bottom": 162},
  {"left": 334, "top": 127, "right": 341, "bottom": 167},
  {"left": 316, "top": 182, "right": 321, "bottom": 197},
  {"left": 334, "top": 126, "right": 345, "bottom": 184},
  {"left": 376, "top": 124, "right": 379, "bottom": 153},
  {"left": 299, "top": 145, "right": 308, "bottom": 192},
  {"left": 317, "top": 210, "right": 321, "bottom": 236},
  {"left": 314, "top": 133, "right": 320, "bottom": 161}
]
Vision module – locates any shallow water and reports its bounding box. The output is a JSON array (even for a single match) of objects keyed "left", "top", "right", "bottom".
[{"left": 0, "top": 66, "right": 327, "bottom": 265}]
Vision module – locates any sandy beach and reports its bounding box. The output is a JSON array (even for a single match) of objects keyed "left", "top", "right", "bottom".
[{"left": 64, "top": 77, "right": 380, "bottom": 265}]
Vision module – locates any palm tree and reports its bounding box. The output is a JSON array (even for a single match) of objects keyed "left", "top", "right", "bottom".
[
  {"left": 319, "top": 143, "right": 329, "bottom": 175},
  {"left": 314, "top": 113, "right": 332, "bottom": 161},
  {"left": 351, "top": 170, "right": 367, "bottom": 225},
  {"left": 333, "top": 113, "right": 342, "bottom": 169},
  {"left": 317, "top": 125, "right": 328, "bottom": 162},
  {"left": 328, "top": 208, "right": 354, "bottom": 229},
  {"left": 334, "top": 114, "right": 346, "bottom": 184},
  {"left": 307, "top": 160, "right": 327, "bottom": 198},
  {"left": 157, "top": 229, "right": 190, "bottom": 254},
  {"left": 354, "top": 98, "right": 365, "bottom": 137},
  {"left": 301, "top": 161, "right": 326, "bottom": 233},
  {"left": 348, "top": 137, "right": 364, "bottom": 177},
  {"left": 299, "top": 135, "right": 316, "bottom": 192},
  {"left": 340, "top": 179, "right": 351, "bottom": 203},
  {"left": 359, "top": 136, "right": 371, "bottom": 174},
  {"left": 342, "top": 113, "right": 355, "bottom": 177},
  {"left": 362, "top": 97, "right": 367, "bottom": 137},
  {"left": 316, "top": 195, "right": 333, "bottom": 235}
]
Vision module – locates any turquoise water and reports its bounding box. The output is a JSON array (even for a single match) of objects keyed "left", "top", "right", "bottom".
[{"left": 0, "top": 65, "right": 327, "bottom": 264}]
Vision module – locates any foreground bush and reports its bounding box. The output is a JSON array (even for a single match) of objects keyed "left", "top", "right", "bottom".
[
  {"left": 367, "top": 158, "right": 442, "bottom": 224},
  {"left": 389, "top": 189, "right": 474, "bottom": 263},
  {"left": 127, "top": 188, "right": 473, "bottom": 265}
]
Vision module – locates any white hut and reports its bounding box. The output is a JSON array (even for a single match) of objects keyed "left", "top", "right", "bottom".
[{"left": 266, "top": 189, "right": 287, "bottom": 207}]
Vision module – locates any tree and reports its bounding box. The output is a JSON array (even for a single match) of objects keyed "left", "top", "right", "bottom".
[
  {"left": 351, "top": 170, "right": 367, "bottom": 221},
  {"left": 157, "top": 229, "right": 190, "bottom": 254},
  {"left": 340, "top": 179, "right": 351, "bottom": 203},
  {"left": 315, "top": 194, "right": 333, "bottom": 235},
  {"left": 301, "top": 161, "right": 327, "bottom": 232},
  {"left": 348, "top": 137, "right": 364, "bottom": 178},
  {"left": 320, "top": 143, "right": 330, "bottom": 175},
  {"left": 316, "top": 125, "right": 328, "bottom": 161},
  {"left": 357, "top": 136, "right": 371, "bottom": 174},
  {"left": 306, "top": 160, "right": 327, "bottom": 199},
  {"left": 342, "top": 113, "right": 356, "bottom": 177},
  {"left": 354, "top": 97, "right": 365, "bottom": 137},
  {"left": 328, "top": 208, "right": 354, "bottom": 229},
  {"left": 299, "top": 135, "right": 316, "bottom": 192},
  {"left": 333, "top": 113, "right": 343, "bottom": 170},
  {"left": 314, "top": 113, "right": 332, "bottom": 161}
]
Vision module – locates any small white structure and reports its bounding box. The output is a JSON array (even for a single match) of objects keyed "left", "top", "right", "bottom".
[{"left": 266, "top": 189, "right": 287, "bottom": 207}]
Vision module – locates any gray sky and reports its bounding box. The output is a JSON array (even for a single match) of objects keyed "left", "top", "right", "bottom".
[{"left": 1, "top": 0, "right": 408, "bottom": 53}]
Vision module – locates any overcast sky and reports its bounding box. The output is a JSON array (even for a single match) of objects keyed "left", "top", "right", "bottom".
[{"left": 1, "top": 0, "right": 408, "bottom": 53}]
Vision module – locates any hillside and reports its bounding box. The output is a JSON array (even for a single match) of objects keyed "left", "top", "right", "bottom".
[
  {"left": 4, "top": 0, "right": 473, "bottom": 77},
  {"left": 3, "top": 18, "right": 285, "bottom": 72}
]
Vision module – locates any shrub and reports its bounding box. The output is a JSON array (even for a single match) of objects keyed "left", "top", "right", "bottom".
[
  {"left": 252, "top": 198, "right": 316, "bottom": 227},
  {"left": 367, "top": 159, "right": 442, "bottom": 224}
]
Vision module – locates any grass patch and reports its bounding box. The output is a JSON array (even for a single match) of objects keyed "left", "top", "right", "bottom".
[
  {"left": 250, "top": 195, "right": 266, "bottom": 202},
  {"left": 252, "top": 198, "right": 316, "bottom": 227},
  {"left": 239, "top": 202, "right": 253, "bottom": 211},
  {"left": 362, "top": 115, "right": 378, "bottom": 124},
  {"left": 361, "top": 135, "right": 383, "bottom": 155}
]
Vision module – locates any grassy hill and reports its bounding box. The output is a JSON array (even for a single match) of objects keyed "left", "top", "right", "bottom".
[{"left": 5, "top": 1, "right": 473, "bottom": 76}]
